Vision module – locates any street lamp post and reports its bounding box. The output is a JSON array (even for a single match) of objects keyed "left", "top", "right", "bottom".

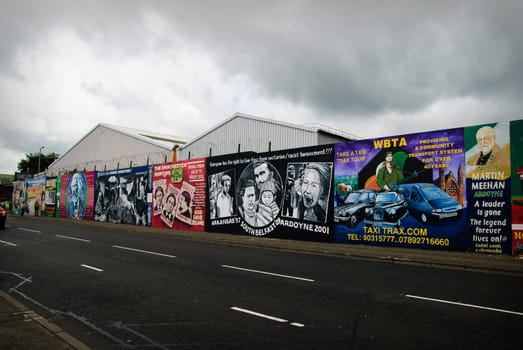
[{"left": 38, "top": 146, "right": 45, "bottom": 174}]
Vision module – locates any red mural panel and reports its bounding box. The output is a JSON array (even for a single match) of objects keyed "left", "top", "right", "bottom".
[{"left": 151, "top": 159, "right": 206, "bottom": 231}]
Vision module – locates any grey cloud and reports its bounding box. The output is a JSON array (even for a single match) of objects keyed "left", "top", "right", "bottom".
[
  {"left": 3, "top": 0, "right": 522, "bottom": 118},
  {"left": 144, "top": 0, "right": 523, "bottom": 117},
  {"left": 1, "top": 0, "right": 522, "bottom": 172}
]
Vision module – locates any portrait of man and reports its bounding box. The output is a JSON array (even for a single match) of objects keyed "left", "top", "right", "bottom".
[
  {"left": 377, "top": 151, "right": 404, "bottom": 192},
  {"left": 216, "top": 174, "right": 234, "bottom": 217},
  {"left": 467, "top": 126, "right": 510, "bottom": 166},
  {"left": 252, "top": 160, "right": 282, "bottom": 206},
  {"left": 162, "top": 193, "right": 176, "bottom": 223},
  {"left": 238, "top": 179, "right": 257, "bottom": 227},
  {"left": 153, "top": 186, "right": 164, "bottom": 214},
  {"left": 253, "top": 160, "right": 273, "bottom": 189}
]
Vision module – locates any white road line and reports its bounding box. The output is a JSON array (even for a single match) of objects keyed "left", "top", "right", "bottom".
[
  {"left": 18, "top": 228, "right": 42, "bottom": 233},
  {"left": 112, "top": 245, "right": 176, "bottom": 259},
  {"left": 0, "top": 240, "right": 17, "bottom": 247},
  {"left": 56, "top": 234, "right": 91, "bottom": 243},
  {"left": 221, "top": 265, "right": 314, "bottom": 282},
  {"left": 231, "top": 307, "right": 306, "bottom": 327},
  {"left": 81, "top": 264, "right": 103, "bottom": 272},
  {"left": 231, "top": 307, "right": 288, "bottom": 323},
  {"left": 290, "top": 322, "right": 305, "bottom": 327},
  {"left": 405, "top": 294, "right": 523, "bottom": 316}
]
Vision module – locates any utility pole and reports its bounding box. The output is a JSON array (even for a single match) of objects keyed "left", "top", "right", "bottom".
[{"left": 38, "top": 146, "right": 45, "bottom": 174}]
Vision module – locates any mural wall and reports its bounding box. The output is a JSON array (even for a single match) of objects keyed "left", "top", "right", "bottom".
[
  {"left": 465, "top": 122, "right": 511, "bottom": 254},
  {"left": 59, "top": 171, "right": 95, "bottom": 220},
  {"left": 94, "top": 166, "right": 152, "bottom": 226},
  {"left": 206, "top": 145, "right": 334, "bottom": 241},
  {"left": 334, "top": 128, "right": 468, "bottom": 250},
  {"left": 44, "top": 177, "right": 57, "bottom": 217},
  {"left": 11, "top": 118, "right": 522, "bottom": 255},
  {"left": 25, "top": 176, "right": 46, "bottom": 216},
  {"left": 151, "top": 158, "right": 206, "bottom": 231},
  {"left": 509, "top": 120, "right": 523, "bottom": 256},
  {"left": 11, "top": 180, "right": 25, "bottom": 215}
]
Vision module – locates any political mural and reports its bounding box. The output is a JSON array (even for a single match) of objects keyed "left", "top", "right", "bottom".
[
  {"left": 510, "top": 120, "right": 523, "bottom": 256},
  {"left": 25, "top": 176, "right": 46, "bottom": 216},
  {"left": 206, "top": 145, "right": 335, "bottom": 241},
  {"left": 334, "top": 128, "right": 468, "bottom": 250},
  {"left": 45, "top": 177, "right": 57, "bottom": 217},
  {"left": 55, "top": 176, "right": 61, "bottom": 217},
  {"left": 59, "top": 172, "right": 95, "bottom": 220},
  {"left": 12, "top": 117, "right": 520, "bottom": 255},
  {"left": 94, "top": 166, "right": 152, "bottom": 226},
  {"left": 465, "top": 122, "right": 512, "bottom": 254},
  {"left": 11, "top": 180, "right": 25, "bottom": 215},
  {"left": 151, "top": 158, "right": 206, "bottom": 231}
]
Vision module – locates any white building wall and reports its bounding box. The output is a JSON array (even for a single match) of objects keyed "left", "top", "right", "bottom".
[
  {"left": 179, "top": 116, "right": 317, "bottom": 159},
  {"left": 47, "top": 125, "right": 171, "bottom": 176},
  {"left": 318, "top": 131, "right": 350, "bottom": 145}
]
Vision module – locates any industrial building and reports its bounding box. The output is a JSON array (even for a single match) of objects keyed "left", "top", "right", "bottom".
[
  {"left": 46, "top": 123, "right": 186, "bottom": 177},
  {"left": 45, "top": 113, "right": 357, "bottom": 176},
  {"left": 178, "top": 113, "right": 358, "bottom": 159}
]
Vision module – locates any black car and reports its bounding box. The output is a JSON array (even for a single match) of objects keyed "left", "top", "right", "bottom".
[
  {"left": 398, "top": 183, "right": 463, "bottom": 224},
  {"left": 0, "top": 203, "right": 7, "bottom": 229},
  {"left": 334, "top": 189, "right": 377, "bottom": 228},
  {"left": 364, "top": 191, "right": 408, "bottom": 227}
]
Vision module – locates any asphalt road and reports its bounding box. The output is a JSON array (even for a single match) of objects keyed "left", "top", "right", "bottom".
[{"left": 1, "top": 216, "right": 522, "bottom": 349}]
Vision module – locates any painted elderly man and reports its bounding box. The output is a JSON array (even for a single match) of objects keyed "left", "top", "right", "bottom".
[{"left": 467, "top": 126, "right": 509, "bottom": 166}]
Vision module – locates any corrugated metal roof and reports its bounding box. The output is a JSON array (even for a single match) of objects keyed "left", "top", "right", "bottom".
[
  {"left": 100, "top": 123, "right": 188, "bottom": 149},
  {"left": 48, "top": 123, "right": 186, "bottom": 171},
  {"left": 179, "top": 112, "right": 356, "bottom": 150}
]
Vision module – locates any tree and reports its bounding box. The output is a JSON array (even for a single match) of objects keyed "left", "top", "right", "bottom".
[{"left": 17, "top": 152, "right": 60, "bottom": 175}]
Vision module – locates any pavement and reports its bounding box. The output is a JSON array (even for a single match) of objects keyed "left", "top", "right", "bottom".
[{"left": 1, "top": 215, "right": 522, "bottom": 349}]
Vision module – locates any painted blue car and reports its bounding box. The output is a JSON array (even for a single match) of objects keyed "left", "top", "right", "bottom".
[{"left": 398, "top": 183, "right": 463, "bottom": 224}]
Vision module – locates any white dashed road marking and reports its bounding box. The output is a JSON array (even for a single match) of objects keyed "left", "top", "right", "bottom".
[
  {"left": 112, "top": 245, "right": 176, "bottom": 259},
  {"left": 222, "top": 265, "right": 314, "bottom": 282},
  {"left": 405, "top": 294, "right": 523, "bottom": 316},
  {"left": 81, "top": 264, "right": 103, "bottom": 272}
]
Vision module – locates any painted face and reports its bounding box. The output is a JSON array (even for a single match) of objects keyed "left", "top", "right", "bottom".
[
  {"left": 261, "top": 190, "right": 274, "bottom": 205},
  {"left": 301, "top": 169, "right": 322, "bottom": 208},
  {"left": 254, "top": 163, "right": 271, "bottom": 186},
  {"left": 155, "top": 188, "right": 164, "bottom": 203},
  {"left": 222, "top": 179, "right": 231, "bottom": 193},
  {"left": 242, "top": 186, "right": 256, "bottom": 214},
  {"left": 476, "top": 127, "right": 496, "bottom": 155},
  {"left": 166, "top": 195, "right": 176, "bottom": 212},
  {"left": 288, "top": 166, "right": 295, "bottom": 178},
  {"left": 179, "top": 198, "right": 188, "bottom": 211}
]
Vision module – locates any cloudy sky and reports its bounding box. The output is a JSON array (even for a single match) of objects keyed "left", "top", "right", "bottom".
[{"left": 1, "top": 0, "right": 522, "bottom": 174}]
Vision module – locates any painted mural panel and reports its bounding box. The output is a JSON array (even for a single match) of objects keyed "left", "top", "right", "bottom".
[
  {"left": 59, "top": 172, "right": 95, "bottom": 220},
  {"left": 465, "top": 122, "right": 511, "bottom": 255},
  {"left": 55, "top": 176, "right": 61, "bottom": 217},
  {"left": 206, "top": 146, "right": 334, "bottom": 241},
  {"left": 94, "top": 166, "right": 151, "bottom": 225},
  {"left": 25, "top": 176, "right": 46, "bottom": 216},
  {"left": 334, "top": 129, "right": 468, "bottom": 250},
  {"left": 151, "top": 158, "right": 206, "bottom": 231},
  {"left": 45, "top": 177, "right": 57, "bottom": 217},
  {"left": 11, "top": 180, "right": 25, "bottom": 215},
  {"left": 511, "top": 120, "right": 523, "bottom": 256}
]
